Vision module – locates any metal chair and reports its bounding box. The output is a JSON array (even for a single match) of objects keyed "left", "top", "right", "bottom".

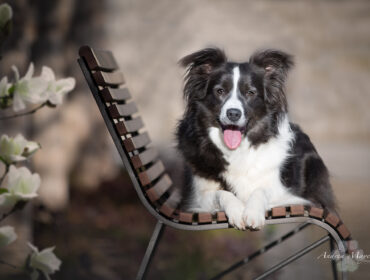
[{"left": 78, "top": 45, "right": 351, "bottom": 280}]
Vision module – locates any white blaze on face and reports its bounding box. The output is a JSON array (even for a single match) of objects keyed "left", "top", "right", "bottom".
[
  {"left": 220, "top": 66, "right": 245, "bottom": 127},
  {"left": 219, "top": 66, "right": 246, "bottom": 150}
]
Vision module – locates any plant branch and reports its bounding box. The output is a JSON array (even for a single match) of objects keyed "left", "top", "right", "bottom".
[
  {"left": 0, "top": 164, "right": 9, "bottom": 186},
  {"left": 0, "top": 103, "right": 46, "bottom": 120},
  {"left": 0, "top": 259, "right": 20, "bottom": 270}
]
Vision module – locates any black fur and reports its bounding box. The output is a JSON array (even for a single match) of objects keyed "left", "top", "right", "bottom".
[{"left": 177, "top": 48, "right": 336, "bottom": 211}]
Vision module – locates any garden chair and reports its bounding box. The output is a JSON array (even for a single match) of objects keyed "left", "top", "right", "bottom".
[{"left": 78, "top": 46, "right": 352, "bottom": 280}]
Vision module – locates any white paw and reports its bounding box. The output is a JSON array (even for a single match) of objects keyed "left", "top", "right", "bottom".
[
  {"left": 243, "top": 207, "right": 266, "bottom": 230},
  {"left": 225, "top": 201, "right": 246, "bottom": 230}
]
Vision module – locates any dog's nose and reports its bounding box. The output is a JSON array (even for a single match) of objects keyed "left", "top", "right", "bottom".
[{"left": 226, "top": 108, "right": 242, "bottom": 122}]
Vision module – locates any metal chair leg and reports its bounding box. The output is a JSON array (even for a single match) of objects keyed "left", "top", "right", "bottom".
[
  {"left": 330, "top": 237, "right": 339, "bottom": 280},
  {"left": 136, "top": 221, "right": 165, "bottom": 280}
]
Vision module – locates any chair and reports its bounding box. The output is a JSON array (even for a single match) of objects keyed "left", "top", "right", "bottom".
[{"left": 78, "top": 45, "right": 352, "bottom": 280}]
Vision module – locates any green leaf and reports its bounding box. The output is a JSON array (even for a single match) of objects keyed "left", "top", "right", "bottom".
[
  {"left": 0, "top": 3, "right": 12, "bottom": 29},
  {"left": 0, "top": 188, "right": 9, "bottom": 194}
]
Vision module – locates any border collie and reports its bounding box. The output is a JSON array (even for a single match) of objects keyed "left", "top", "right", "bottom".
[{"left": 176, "top": 48, "right": 336, "bottom": 230}]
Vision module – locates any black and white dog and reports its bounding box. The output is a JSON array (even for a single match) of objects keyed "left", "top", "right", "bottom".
[{"left": 176, "top": 48, "right": 336, "bottom": 230}]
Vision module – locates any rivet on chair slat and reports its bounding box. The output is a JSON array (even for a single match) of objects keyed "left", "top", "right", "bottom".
[
  {"left": 337, "top": 224, "right": 351, "bottom": 240},
  {"left": 325, "top": 212, "right": 340, "bottom": 228},
  {"left": 79, "top": 46, "right": 119, "bottom": 71},
  {"left": 101, "top": 88, "right": 131, "bottom": 102},
  {"left": 216, "top": 212, "right": 228, "bottom": 223},
  {"left": 108, "top": 103, "right": 138, "bottom": 118},
  {"left": 115, "top": 117, "right": 144, "bottom": 135},
  {"left": 92, "top": 71, "right": 125, "bottom": 87},
  {"left": 290, "top": 205, "right": 305, "bottom": 216},
  {"left": 145, "top": 174, "right": 172, "bottom": 202},
  {"left": 179, "top": 212, "right": 194, "bottom": 224},
  {"left": 138, "top": 161, "right": 165, "bottom": 186},
  {"left": 123, "top": 132, "right": 151, "bottom": 152},
  {"left": 131, "top": 147, "right": 158, "bottom": 168},
  {"left": 198, "top": 213, "right": 213, "bottom": 224},
  {"left": 309, "top": 207, "right": 324, "bottom": 219},
  {"left": 271, "top": 207, "right": 287, "bottom": 218}
]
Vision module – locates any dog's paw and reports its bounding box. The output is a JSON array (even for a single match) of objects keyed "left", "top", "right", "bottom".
[
  {"left": 225, "top": 202, "right": 246, "bottom": 230},
  {"left": 243, "top": 207, "right": 266, "bottom": 230}
]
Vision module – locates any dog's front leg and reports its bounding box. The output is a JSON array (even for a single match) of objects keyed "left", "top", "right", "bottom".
[
  {"left": 216, "top": 190, "right": 247, "bottom": 230},
  {"left": 242, "top": 189, "right": 268, "bottom": 230}
]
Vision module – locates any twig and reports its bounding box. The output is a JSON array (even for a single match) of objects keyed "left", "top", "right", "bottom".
[
  {"left": 0, "top": 259, "right": 20, "bottom": 270},
  {"left": 0, "top": 164, "right": 9, "bottom": 186},
  {"left": 0, "top": 103, "right": 46, "bottom": 120}
]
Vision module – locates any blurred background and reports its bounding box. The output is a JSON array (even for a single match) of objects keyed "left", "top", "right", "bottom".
[{"left": 0, "top": 0, "right": 369, "bottom": 279}]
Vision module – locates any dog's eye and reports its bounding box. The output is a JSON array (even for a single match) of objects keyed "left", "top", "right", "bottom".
[
  {"left": 247, "top": 90, "right": 256, "bottom": 96},
  {"left": 216, "top": 88, "right": 225, "bottom": 95}
]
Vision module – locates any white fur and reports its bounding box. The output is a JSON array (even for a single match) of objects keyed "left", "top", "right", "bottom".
[
  {"left": 189, "top": 116, "right": 311, "bottom": 229},
  {"left": 220, "top": 66, "right": 246, "bottom": 127}
]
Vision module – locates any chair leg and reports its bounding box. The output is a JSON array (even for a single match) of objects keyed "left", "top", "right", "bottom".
[
  {"left": 330, "top": 237, "right": 339, "bottom": 280},
  {"left": 136, "top": 221, "right": 165, "bottom": 280}
]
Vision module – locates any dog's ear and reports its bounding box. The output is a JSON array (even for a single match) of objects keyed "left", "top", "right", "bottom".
[
  {"left": 179, "top": 48, "right": 226, "bottom": 100},
  {"left": 249, "top": 49, "right": 293, "bottom": 111}
]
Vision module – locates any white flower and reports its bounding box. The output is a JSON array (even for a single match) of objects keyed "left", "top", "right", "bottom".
[
  {"left": 0, "top": 226, "right": 17, "bottom": 248},
  {"left": 41, "top": 66, "right": 75, "bottom": 105},
  {"left": 11, "top": 63, "right": 48, "bottom": 111},
  {"left": 28, "top": 243, "right": 61, "bottom": 280},
  {"left": 0, "top": 134, "right": 40, "bottom": 165},
  {"left": 0, "top": 3, "right": 12, "bottom": 29},
  {"left": 0, "top": 166, "right": 40, "bottom": 213},
  {"left": 0, "top": 76, "right": 11, "bottom": 98}
]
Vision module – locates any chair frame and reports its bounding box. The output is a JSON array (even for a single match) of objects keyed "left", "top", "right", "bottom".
[{"left": 78, "top": 46, "right": 351, "bottom": 280}]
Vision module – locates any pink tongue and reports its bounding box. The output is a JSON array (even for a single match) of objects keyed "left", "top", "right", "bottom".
[{"left": 223, "top": 129, "right": 242, "bottom": 150}]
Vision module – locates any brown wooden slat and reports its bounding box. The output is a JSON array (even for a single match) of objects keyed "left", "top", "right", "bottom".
[
  {"left": 79, "top": 46, "right": 119, "bottom": 71},
  {"left": 92, "top": 71, "right": 125, "bottom": 87},
  {"left": 138, "top": 161, "right": 165, "bottom": 186},
  {"left": 108, "top": 103, "right": 138, "bottom": 118},
  {"left": 309, "top": 207, "right": 324, "bottom": 219},
  {"left": 179, "top": 212, "right": 194, "bottom": 224},
  {"left": 123, "top": 132, "right": 151, "bottom": 152},
  {"left": 115, "top": 117, "right": 144, "bottom": 135},
  {"left": 337, "top": 224, "right": 351, "bottom": 240},
  {"left": 216, "top": 212, "right": 227, "bottom": 223},
  {"left": 325, "top": 212, "right": 340, "bottom": 227},
  {"left": 131, "top": 147, "right": 158, "bottom": 168},
  {"left": 101, "top": 88, "right": 131, "bottom": 102},
  {"left": 159, "top": 203, "right": 175, "bottom": 218},
  {"left": 290, "top": 205, "right": 305, "bottom": 216},
  {"left": 145, "top": 174, "right": 172, "bottom": 202},
  {"left": 271, "top": 207, "right": 287, "bottom": 218},
  {"left": 198, "top": 213, "right": 213, "bottom": 224}
]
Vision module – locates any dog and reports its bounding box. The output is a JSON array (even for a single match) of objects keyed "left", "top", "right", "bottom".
[{"left": 176, "top": 48, "right": 336, "bottom": 230}]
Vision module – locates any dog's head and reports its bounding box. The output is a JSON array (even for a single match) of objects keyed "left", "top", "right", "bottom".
[{"left": 179, "top": 48, "right": 293, "bottom": 149}]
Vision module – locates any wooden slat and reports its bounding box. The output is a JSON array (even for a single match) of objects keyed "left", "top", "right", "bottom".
[
  {"left": 115, "top": 117, "right": 144, "bottom": 135},
  {"left": 138, "top": 161, "right": 165, "bottom": 186},
  {"left": 92, "top": 71, "right": 125, "bottom": 87},
  {"left": 325, "top": 212, "right": 340, "bottom": 228},
  {"left": 159, "top": 203, "right": 175, "bottom": 218},
  {"left": 108, "top": 103, "right": 138, "bottom": 118},
  {"left": 271, "top": 207, "right": 287, "bottom": 218},
  {"left": 290, "top": 205, "right": 305, "bottom": 216},
  {"left": 309, "top": 207, "right": 324, "bottom": 219},
  {"left": 79, "top": 46, "right": 119, "bottom": 71},
  {"left": 131, "top": 147, "right": 158, "bottom": 168},
  {"left": 145, "top": 174, "right": 172, "bottom": 202},
  {"left": 101, "top": 88, "right": 131, "bottom": 102},
  {"left": 123, "top": 132, "right": 151, "bottom": 152},
  {"left": 198, "top": 213, "right": 213, "bottom": 224},
  {"left": 337, "top": 224, "right": 351, "bottom": 240},
  {"left": 179, "top": 212, "right": 194, "bottom": 224},
  {"left": 216, "top": 212, "right": 227, "bottom": 223}
]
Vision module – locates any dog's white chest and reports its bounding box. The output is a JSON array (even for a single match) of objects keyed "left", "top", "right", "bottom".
[{"left": 208, "top": 118, "right": 294, "bottom": 202}]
